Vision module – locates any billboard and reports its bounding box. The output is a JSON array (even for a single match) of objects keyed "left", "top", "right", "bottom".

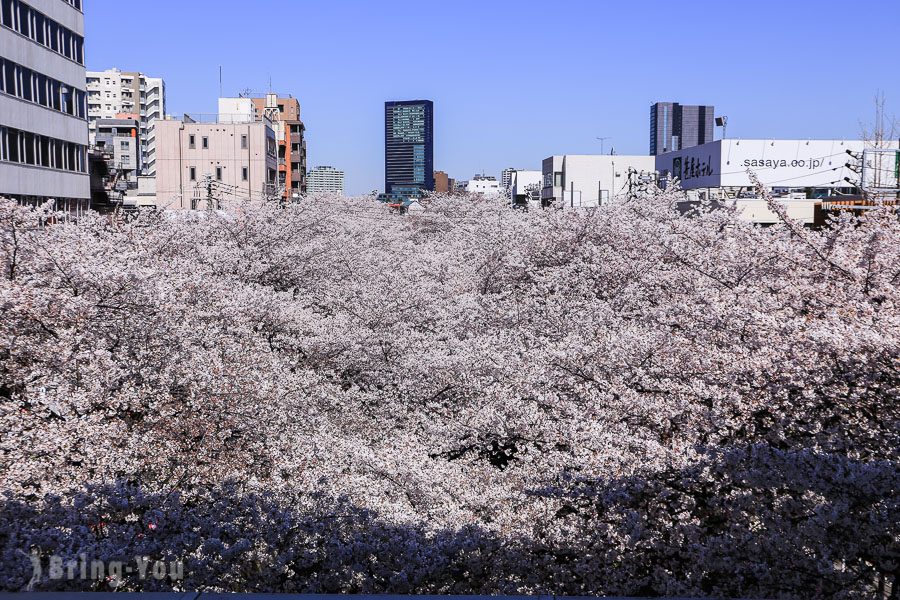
[{"left": 657, "top": 140, "right": 898, "bottom": 191}]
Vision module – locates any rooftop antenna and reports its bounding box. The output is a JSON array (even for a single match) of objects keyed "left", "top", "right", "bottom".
[
  {"left": 596, "top": 136, "right": 611, "bottom": 155},
  {"left": 219, "top": 66, "right": 222, "bottom": 98}
]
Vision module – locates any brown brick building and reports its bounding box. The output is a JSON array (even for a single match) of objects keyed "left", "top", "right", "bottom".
[{"left": 434, "top": 170, "right": 450, "bottom": 193}]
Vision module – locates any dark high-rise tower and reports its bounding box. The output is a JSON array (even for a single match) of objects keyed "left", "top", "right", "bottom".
[
  {"left": 650, "top": 102, "right": 714, "bottom": 155},
  {"left": 385, "top": 100, "right": 434, "bottom": 198}
]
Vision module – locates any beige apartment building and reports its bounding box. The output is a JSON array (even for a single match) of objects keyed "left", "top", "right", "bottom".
[{"left": 154, "top": 115, "right": 278, "bottom": 209}]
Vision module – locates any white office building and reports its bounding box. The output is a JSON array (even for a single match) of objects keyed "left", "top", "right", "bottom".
[
  {"left": 1, "top": 0, "right": 90, "bottom": 211},
  {"left": 86, "top": 67, "right": 165, "bottom": 175},
  {"left": 466, "top": 174, "right": 502, "bottom": 197},
  {"left": 542, "top": 155, "right": 656, "bottom": 207},
  {"left": 307, "top": 165, "right": 344, "bottom": 195}
]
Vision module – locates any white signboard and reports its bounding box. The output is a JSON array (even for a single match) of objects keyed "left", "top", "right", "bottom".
[{"left": 656, "top": 140, "right": 893, "bottom": 190}]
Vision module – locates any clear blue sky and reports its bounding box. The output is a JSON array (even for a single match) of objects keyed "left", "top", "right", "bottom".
[{"left": 85, "top": 0, "right": 900, "bottom": 195}]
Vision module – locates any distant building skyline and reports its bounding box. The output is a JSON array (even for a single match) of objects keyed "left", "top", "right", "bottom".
[
  {"left": 81, "top": 1, "right": 900, "bottom": 195},
  {"left": 385, "top": 99, "right": 433, "bottom": 199},
  {"left": 307, "top": 165, "right": 344, "bottom": 194}
]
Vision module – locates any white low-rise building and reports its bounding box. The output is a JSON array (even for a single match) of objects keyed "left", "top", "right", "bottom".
[
  {"left": 541, "top": 155, "right": 657, "bottom": 207},
  {"left": 508, "top": 170, "right": 542, "bottom": 207},
  {"left": 466, "top": 175, "right": 502, "bottom": 197}
]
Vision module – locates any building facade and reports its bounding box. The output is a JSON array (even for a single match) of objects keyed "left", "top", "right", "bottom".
[
  {"left": 1, "top": 0, "right": 90, "bottom": 211},
  {"left": 655, "top": 139, "right": 895, "bottom": 197},
  {"left": 434, "top": 170, "right": 450, "bottom": 193},
  {"left": 507, "top": 170, "right": 542, "bottom": 207},
  {"left": 249, "top": 94, "right": 306, "bottom": 198},
  {"left": 385, "top": 99, "right": 433, "bottom": 199},
  {"left": 86, "top": 68, "right": 165, "bottom": 175},
  {"left": 93, "top": 117, "right": 141, "bottom": 172},
  {"left": 306, "top": 165, "right": 344, "bottom": 195},
  {"left": 650, "top": 102, "right": 714, "bottom": 156},
  {"left": 542, "top": 155, "right": 656, "bottom": 207},
  {"left": 501, "top": 167, "right": 520, "bottom": 191},
  {"left": 154, "top": 114, "right": 278, "bottom": 209},
  {"left": 465, "top": 175, "right": 501, "bottom": 197}
]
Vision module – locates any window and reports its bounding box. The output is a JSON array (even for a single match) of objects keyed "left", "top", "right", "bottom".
[
  {"left": 3, "top": 60, "right": 12, "bottom": 94},
  {"left": 242, "top": 167, "right": 248, "bottom": 181},
  {"left": 20, "top": 66, "right": 33, "bottom": 102},
  {"left": 53, "top": 137, "right": 62, "bottom": 168},
  {"left": 23, "top": 131, "right": 35, "bottom": 165},
  {"left": 50, "top": 80, "right": 60, "bottom": 111},
  {"left": 215, "top": 166, "right": 222, "bottom": 181},
  {"left": 1, "top": 0, "right": 13, "bottom": 29},
  {"left": 38, "top": 136, "right": 48, "bottom": 166},
  {"left": 202, "top": 136, "right": 208, "bottom": 149},
  {"left": 189, "top": 167, "right": 196, "bottom": 181},
  {"left": 240, "top": 134, "right": 248, "bottom": 149},
  {"left": 17, "top": 2, "right": 30, "bottom": 38},
  {"left": 188, "top": 134, "right": 195, "bottom": 149},
  {"left": 36, "top": 73, "right": 46, "bottom": 106},
  {"left": 7, "top": 128, "right": 19, "bottom": 162},
  {"left": 33, "top": 12, "right": 44, "bottom": 44}
]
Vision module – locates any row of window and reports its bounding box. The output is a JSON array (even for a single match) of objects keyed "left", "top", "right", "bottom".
[
  {"left": 61, "top": 0, "right": 82, "bottom": 10},
  {"left": 188, "top": 165, "right": 251, "bottom": 182},
  {"left": 0, "top": 125, "right": 87, "bottom": 173},
  {"left": 187, "top": 133, "right": 250, "bottom": 150},
  {"left": 0, "top": 57, "right": 86, "bottom": 118},
  {"left": 1, "top": 0, "right": 85, "bottom": 65}
]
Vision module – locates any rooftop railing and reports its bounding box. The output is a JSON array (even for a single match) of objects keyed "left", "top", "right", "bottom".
[{"left": 181, "top": 113, "right": 274, "bottom": 126}]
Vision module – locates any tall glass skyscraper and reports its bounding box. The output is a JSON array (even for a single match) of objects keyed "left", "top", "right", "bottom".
[{"left": 385, "top": 100, "right": 434, "bottom": 199}]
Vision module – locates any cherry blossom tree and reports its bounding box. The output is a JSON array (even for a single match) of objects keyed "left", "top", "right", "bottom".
[{"left": 0, "top": 186, "right": 897, "bottom": 597}]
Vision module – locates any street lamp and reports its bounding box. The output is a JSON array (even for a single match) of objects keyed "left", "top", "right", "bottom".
[{"left": 715, "top": 116, "right": 728, "bottom": 139}]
